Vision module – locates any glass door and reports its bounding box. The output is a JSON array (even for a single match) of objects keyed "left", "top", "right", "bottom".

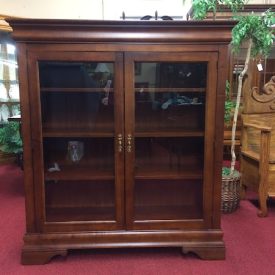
[
  {"left": 125, "top": 52, "right": 218, "bottom": 230},
  {"left": 28, "top": 51, "right": 124, "bottom": 231}
]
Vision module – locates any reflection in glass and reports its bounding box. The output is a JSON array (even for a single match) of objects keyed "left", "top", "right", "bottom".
[
  {"left": 134, "top": 62, "right": 207, "bottom": 133},
  {"left": 39, "top": 62, "right": 114, "bottom": 88},
  {"left": 133, "top": 61, "right": 207, "bottom": 222},
  {"left": 134, "top": 62, "right": 207, "bottom": 88},
  {"left": 39, "top": 62, "right": 115, "bottom": 134},
  {"left": 39, "top": 61, "right": 116, "bottom": 223},
  {"left": 135, "top": 137, "right": 204, "bottom": 175},
  {"left": 135, "top": 91, "right": 205, "bottom": 133},
  {"left": 43, "top": 137, "right": 114, "bottom": 174}
]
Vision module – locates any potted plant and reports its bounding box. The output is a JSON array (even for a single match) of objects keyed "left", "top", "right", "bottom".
[
  {"left": 0, "top": 121, "right": 23, "bottom": 166},
  {"left": 192, "top": 0, "right": 275, "bottom": 212},
  {"left": 192, "top": 0, "right": 247, "bottom": 20}
]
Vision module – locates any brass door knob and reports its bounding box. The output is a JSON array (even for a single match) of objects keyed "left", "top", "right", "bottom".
[
  {"left": 117, "top": 134, "right": 123, "bottom": 152},
  {"left": 127, "top": 134, "right": 132, "bottom": 153}
]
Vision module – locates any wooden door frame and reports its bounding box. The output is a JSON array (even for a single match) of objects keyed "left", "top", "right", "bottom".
[
  {"left": 27, "top": 49, "right": 125, "bottom": 232},
  {"left": 124, "top": 51, "right": 219, "bottom": 230}
]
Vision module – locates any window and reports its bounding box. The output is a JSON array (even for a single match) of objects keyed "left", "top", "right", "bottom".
[{"left": 0, "top": 37, "right": 20, "bottom": 123}]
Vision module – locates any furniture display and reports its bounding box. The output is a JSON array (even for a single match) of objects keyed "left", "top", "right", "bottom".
[
  {"left": 241, "top": 53, "right": 275, "bottom": 217},
  {"left": 8, "top": 19, "right": 234, "bottom": 264},
  {"left": 0, "top": 41, "right": 20, "bottom": 122}
]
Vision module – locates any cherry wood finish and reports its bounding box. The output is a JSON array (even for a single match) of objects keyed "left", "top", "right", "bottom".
[
  {"left": 8, "top": 19, "right": 234, "bottom": 264},
  {"left": 241, "top": 52, "right": 275, "bottom": 217},
  {"left": 241, "top": 114, "right": 275, "bottom": 217}
]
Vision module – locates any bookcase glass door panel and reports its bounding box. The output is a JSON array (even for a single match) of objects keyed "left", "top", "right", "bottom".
[
  {"left": 38, "top": 61, "right": 117, "bottom": 223},
  {"left": 135, "top": 137, "right": 204, "bottom": 178},
  {"left": 135, "top": 62, "right": 206, "bottom": 134},
  {"left": 133, "top": 61, "right": 207, "bottom": 223},
  {"left": 39, "top": 62, "right": 115, "bottom": 135},
  {"left": 133, "top": 137, "right": 204, "bottom": 221},
  {"left": 134, "top": 179, "right": 203, "bottom": 220},
  {"left": 43, "top": 137, "right": 115, "bottom": 181},
  {"left": 45, "top": 180, "right": 116, "bottom": 222}
]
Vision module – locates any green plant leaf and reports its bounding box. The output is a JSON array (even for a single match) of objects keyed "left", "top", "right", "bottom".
[
  {"left": 0, "top": 122, "right": 23, "bottom": 154},
  {"left": 231, "top": 11, "right": 275, "bottom": 58},
  {"left": 192, "top": 0, "right": 247, "bottom": 20}
]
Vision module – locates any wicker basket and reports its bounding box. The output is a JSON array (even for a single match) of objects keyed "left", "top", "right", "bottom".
[{"left": 221, "top": 173, "right": 241, "bottom": 213}]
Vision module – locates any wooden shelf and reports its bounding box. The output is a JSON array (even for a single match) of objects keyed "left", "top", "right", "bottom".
[
  {"left": 241, "top": 150, "right": 260, "bottom": 162},
  {"left": 45, "top": 166, "right": 114, "bottom": 181},
  {"left": 134, "top": 205, "right": 203, "bottom": 220},
  {"left": 41, "top": 87, "right": 113, "bottom": 93},
  {"left": 46, "top": 206, "right": 115, "bottom": 222},
  {"left": 134, "top": 88, "right": 206, "bottom": 93},
  {"left": 0, "top": 101, "right": 20, "bottom": 105},
  {"left": 135, "top": 166, "right": 203, "bottom": 180},
  {"left": 0, "top": 80, "right": 18, "bottom": 84},
  {"left": 242, "top": 150, "right": 275, "bottom": 164},
  {"left": 43, "top": 127, "right": 114, "bottom": 137},
  {"left": 43, "top": 129, "right": 204, "bottom": 138},
  {"left": 135, "top": 130, "right": 204, "bottom": 137}
]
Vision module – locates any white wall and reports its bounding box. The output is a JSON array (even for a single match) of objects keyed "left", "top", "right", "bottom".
[
  {"left": 0, "top": 0, "right": 103, "bottom": 19},
  {"left": 0, "top": 0, "right": 272, "bottom": 20},
  {"left": 0, "top": 0, "right": 188, "bottom": 20},
  {"left": 103, "top": 0, "right": 189, "bottom": 20}
]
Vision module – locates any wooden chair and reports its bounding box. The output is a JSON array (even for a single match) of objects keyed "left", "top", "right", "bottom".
[{"left": 241, "top": 74, "right": 275, "bottom": 217}]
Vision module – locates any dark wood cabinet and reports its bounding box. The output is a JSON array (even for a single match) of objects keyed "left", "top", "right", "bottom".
[{"left": 8, "top": 19, "right": 234, "bottom": 264}]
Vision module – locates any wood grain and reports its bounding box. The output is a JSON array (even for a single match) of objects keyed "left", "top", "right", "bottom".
[{"left": 9, "top": 19, "right": 231, "bottom": 264}]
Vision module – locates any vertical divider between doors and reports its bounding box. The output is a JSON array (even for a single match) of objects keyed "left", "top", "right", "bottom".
[
  {"left": 114, "top": 52, "right": 126, "bottom": 229},
  {"left": 124, "top": 52, "right": 135, "bottom": 229}
]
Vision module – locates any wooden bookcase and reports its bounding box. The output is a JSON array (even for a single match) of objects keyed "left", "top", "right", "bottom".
[{"left": 8, "top": 19, "right": 234, "bottom": 264}]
